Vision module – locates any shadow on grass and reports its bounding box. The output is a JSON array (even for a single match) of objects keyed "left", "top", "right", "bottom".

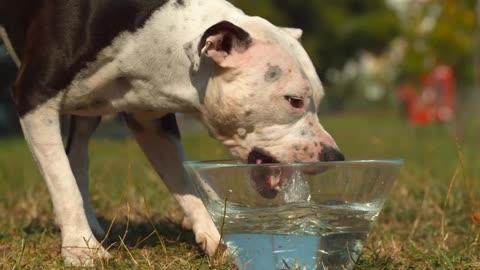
[
  {"left": 98, "top": 216, "right": 197, "bottom": 249},
  {"left": 22, "top": 218, "right": 60, "bottom": 235},
  {"left": 21, "top": 216, "right": 197, "bottom": 250}
]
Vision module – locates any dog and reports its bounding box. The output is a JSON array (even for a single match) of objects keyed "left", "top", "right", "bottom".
[{"left": 0, "top": 0, "right": 345, "bottom": 266}]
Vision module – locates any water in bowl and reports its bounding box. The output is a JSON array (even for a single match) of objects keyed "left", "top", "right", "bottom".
[{"left": 207, "top": 172, "right": 382, "bottom": 270}]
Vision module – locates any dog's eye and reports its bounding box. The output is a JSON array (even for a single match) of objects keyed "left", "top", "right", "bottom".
[{"left": 284, "top": 96, "right": 304, "bottom": 109}]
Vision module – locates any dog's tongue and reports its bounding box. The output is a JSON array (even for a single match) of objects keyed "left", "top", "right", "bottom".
[
  {"left": 250, "top": 166, "right": 293, "bottom": 199},
  {"left": 249, "top": 151, "right": 276, "bottom": 165},
  {"left": 248, "top": 150, "right": 291, "bottom": 198}
]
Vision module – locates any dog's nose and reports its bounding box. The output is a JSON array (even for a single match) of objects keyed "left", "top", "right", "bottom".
[{"left": 319, "top": 146, "right": 345, "bottom": 162}]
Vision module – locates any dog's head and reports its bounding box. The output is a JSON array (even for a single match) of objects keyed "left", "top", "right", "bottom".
[{"left": 185, "top": 18, "right": 344, "bottom": 195}]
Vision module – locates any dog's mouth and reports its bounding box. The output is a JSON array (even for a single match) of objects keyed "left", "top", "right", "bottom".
[
  {"left": 247, "top": 148, "right": 279, "bottom": 165},
  {"left": 247, "top": 148, "right": 290, "bottom": 199}
]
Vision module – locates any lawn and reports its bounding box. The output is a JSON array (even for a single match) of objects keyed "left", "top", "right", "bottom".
[{"left": 0, "top": 111, "right": 479, "bottom": 269}]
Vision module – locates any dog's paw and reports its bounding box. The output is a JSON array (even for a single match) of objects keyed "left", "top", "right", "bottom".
[
  {"left": 182, "top": 216, "right": 194, "bottom": 231},
  {"left": 62, "top": 237, "right": 112, "bottom": 267},
  {"left": 192, "top": 220, "right": 221, "bottom": 256},
  {"left": 195, "top": 231, "right": 221, "bottom": 256}
]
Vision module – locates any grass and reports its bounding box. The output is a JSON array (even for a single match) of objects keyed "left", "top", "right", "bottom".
[{"left": 0, "top": 111, "right": 479, "bottom": 269}]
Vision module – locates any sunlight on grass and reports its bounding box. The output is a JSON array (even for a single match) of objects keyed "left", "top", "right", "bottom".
[{"left": 0, "top": 111, "right": 478, "bottom": 269}]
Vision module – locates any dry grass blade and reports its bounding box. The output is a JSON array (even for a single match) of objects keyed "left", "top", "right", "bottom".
[
  {"left": 409, "top": 187, "right": 429, "bottom": 240},
  {"left": 119, "top": 235, "right": 139, "bottom": 266},
  {"left": 282, "top": 258, "right": 292, "bottom": 269},
  {"left": 140, "top": 190, "right": 168, "bottom": 255}
]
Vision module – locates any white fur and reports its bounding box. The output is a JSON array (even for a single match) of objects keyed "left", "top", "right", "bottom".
[
  {"left": 20, "top": 103, "right": 110, "bottom": 266},
  {"left": 61, "top": 0, "right": 245, "bottom": 115}
]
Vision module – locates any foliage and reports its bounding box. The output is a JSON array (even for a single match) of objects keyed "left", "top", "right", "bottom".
[
  {"left": 399, "top": 0, "right": 477, "bottom": 84},
  {"left": 229, "top": 0, "right": 401, "bottom": 85}
]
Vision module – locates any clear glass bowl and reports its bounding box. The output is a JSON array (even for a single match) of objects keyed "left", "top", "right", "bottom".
[{"left": 184, "top": 160, "right": 403, "bottom": 270}]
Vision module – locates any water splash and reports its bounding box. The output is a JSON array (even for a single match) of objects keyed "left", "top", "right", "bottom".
[{"left": 283, "top": 170, "right": 311, "bottom": 203}]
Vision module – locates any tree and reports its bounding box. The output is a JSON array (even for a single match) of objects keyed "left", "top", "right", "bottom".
[
  {"left": 230, "top": 0, "right": 400, "bottom": 84},
  {"left": 399, "top": 0, "right": 476, "bottom": 87}
]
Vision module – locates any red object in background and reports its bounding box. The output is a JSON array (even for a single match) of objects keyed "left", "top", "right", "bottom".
[
  {"left": 473, "top": 212, "right": 480, "bottom": 222},
  {"left": 397, "top": 65, "right": 456, "bottom": 126}
]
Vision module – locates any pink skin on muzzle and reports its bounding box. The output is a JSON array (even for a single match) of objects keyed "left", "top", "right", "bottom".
[{"left": 246, "top": 120, "right": 344, "bottom": 199}]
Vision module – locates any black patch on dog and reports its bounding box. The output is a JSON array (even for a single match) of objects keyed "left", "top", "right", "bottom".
[
  {"left": 123, "top": 113, "right": 145, "bottom": 133},
  {"left": 264, "top": 64, "right": 283, "bottom": 83},
  {"left": 72, "top": 99, "right": 109, "bottom": 112},
  {"left": 92, "top": 99, "right": 108, "bottom": 107},
  {"left": 199, "top": 21, "right": 252, "bottom": 55},
  {"left": 156, "top": 113, "right": 180, "bottom": 139},
  {"left": 65, "top": 116, "right": 77, "bottom": 156},
  {"left": 174, "top": 0, "right": 186, "bottom": 8},
  {"left": 65, "top": 116, "right": 101, "bottom": 155},
  {"left": 5, "top": 0, "right": 171, "bottom": 116},
  {"left": 0, "top": 0, "right": 42, "bottom": 59}
]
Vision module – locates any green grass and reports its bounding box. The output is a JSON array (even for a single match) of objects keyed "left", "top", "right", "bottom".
[{"left": 0, "top": 111, "right": 479, "bottom": 269}]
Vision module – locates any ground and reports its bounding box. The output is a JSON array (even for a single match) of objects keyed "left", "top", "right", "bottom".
[{"left": 0, "top": 111, "right": 479, "bottom": 269}]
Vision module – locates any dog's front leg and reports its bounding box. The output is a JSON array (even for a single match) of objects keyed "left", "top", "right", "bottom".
[
  {"left": 124, "top": 112, "right": 221, "bottom": 256},
  {"left": 20, "top": 106, "right": 111, "bottom": 266}
]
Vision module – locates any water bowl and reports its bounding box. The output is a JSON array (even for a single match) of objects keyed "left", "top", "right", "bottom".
[{"left": 184, "top": 159, "right": 402, "bottom": 270}]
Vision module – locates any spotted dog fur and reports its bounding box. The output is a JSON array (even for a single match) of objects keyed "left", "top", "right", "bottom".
[{"left": 0, "top": 0, "right": 344, "bottom": 266}]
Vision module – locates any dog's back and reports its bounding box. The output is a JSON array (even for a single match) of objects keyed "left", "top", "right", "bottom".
[
  {"left": 0, "top": 0, "right": 43, "bottom": 59},
  {"left": 1, "top": 0, "right": 169, "bottom": 67}
]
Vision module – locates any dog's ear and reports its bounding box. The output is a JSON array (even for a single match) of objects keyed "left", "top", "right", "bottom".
[
  {"left": 280, "top": 27, "right": 303, "bottom": 40},
  {"left": 184, "top": 21, "right": 252, "bottom": 70}
]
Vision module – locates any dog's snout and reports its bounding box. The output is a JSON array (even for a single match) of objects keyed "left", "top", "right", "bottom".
[{"left": 319, "top": 146, "right": 345, "bottom": 162}]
